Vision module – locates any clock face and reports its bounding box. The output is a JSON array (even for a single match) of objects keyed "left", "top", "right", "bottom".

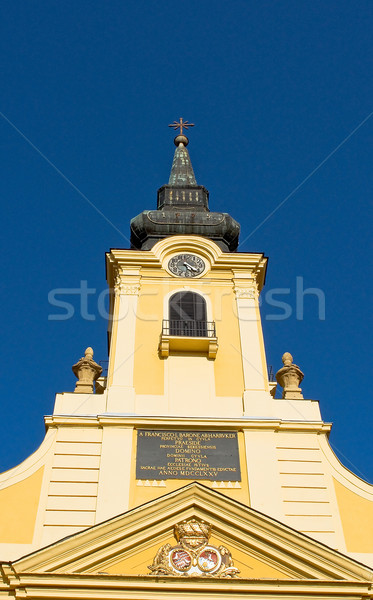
[{"left": 168, "top": 254, "right": 205, "bottom": 278}]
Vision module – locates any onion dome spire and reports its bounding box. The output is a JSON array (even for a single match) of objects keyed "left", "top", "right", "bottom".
[{"left": 129, "top": 119, "right": 240, "bottom": 252}]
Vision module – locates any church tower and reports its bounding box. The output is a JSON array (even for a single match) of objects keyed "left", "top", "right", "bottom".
[{"left": 0, "top": 122, "right": 372, "bottom": 599}]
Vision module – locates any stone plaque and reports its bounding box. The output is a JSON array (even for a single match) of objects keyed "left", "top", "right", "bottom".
[{"left": 136, "top": 430, "right": 241, "bottom": 481}]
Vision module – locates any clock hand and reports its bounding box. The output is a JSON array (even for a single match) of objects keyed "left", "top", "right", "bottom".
[{"left": 183, "top": 261, "right": 198, "bottom": 272}]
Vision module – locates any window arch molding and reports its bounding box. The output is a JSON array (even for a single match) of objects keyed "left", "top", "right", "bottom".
[{"left": 163, "top": 288, "right": 213, "bottom": 323}]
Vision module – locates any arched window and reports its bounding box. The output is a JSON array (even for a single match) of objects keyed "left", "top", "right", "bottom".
[{"left": 169, "top": 291, "right": 207, "bottom": 337}]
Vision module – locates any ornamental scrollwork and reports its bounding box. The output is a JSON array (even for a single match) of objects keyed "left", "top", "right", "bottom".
[
  {"left": 233, "top": 281, "right": 259, "bottom": 299},
  {"left": 148, "top": 518, "right": 239, "bottom": 578},
  {"left": 114, "top": 275, "right": 140, "bottom": 296}
]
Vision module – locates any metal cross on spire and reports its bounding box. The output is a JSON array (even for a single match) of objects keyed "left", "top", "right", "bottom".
[{"left": 168, "top": 118, "right": 195, "bottom": 135}]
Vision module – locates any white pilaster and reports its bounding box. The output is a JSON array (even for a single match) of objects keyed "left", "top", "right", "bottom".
[
  {"left": 233, "top": 276, "right": 270, "bottom": 414},
  {"left": 244, "top": 430, "right": 284, "bottom": 520},
  {"left": 106, "top": 271, "right": 141, "bottom": 413},
  {"left": 95, "top": 425, "right": 133, "bottom": 523}
]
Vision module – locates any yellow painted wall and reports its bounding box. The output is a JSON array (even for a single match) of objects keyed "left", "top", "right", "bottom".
[
  {"left": 133, "top": 276, "right": 244, "bottom": 398},
  {"left": 214, "top": 287, "right": 244, "bottom": 397},
  {"left": 333, "top": 478, "right": 373, "bottom": 552},
  {"left": 103, "top": 534, "right": 175, "bottom": 575},
  {"left": 0, "top": 467, "right": 44, "bottom": 543},
  {"left": 209, "top": 535, "right": 291, "bottom": 579},
  {"left": 133, "top": 282, "right": 165, "bottom": 395}
]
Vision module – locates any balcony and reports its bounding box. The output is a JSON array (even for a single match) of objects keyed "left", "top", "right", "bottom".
[{"left": 159, "top": 319, "right": 218, "bottom": 359}]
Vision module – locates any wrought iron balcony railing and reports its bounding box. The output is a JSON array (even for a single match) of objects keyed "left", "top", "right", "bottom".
[
  {"left": 161, "top": 319, "right": 216, "bottom": 338},
  {"left": 159, "top": 319, "right": 218, "bottom": 359}
]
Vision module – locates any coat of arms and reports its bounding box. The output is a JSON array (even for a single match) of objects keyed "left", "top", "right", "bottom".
[{"left": 148, "top": 518, "right": 239, "bottom": 578}]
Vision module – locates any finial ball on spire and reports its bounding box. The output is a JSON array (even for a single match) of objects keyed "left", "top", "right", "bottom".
[
  {"left": 169, "top": 118, "right": 194, "bottom": 147},
  {"left": 174, "top": 134, "right": 189, "bottom": 147},
  {"left": 168, "top": 118, "right": 194, "bottom": 147}
]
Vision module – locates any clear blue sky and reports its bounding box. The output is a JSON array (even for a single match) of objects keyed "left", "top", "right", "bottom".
[{"left": 0, "top": 0, "right": 372, "bottom": 482}]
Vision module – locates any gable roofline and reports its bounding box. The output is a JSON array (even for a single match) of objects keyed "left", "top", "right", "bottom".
[{"left": 8, "top": 483, "right": 373, "bottom": 582}]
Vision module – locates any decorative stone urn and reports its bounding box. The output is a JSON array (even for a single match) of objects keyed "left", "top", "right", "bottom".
[
  {"left": 72, "top": 347, "right": 103, "bottom": 393},
  {"left": 275, "top": 352, "right": 304, "bottom": 399}
]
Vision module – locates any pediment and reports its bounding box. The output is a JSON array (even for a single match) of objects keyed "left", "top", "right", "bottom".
[{"left": 12, "top": 483, "right": 373, "bottom": 582}]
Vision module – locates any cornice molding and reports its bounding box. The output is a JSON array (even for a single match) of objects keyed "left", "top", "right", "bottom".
[
  {"left": 44, "top": 415, "right": 332, "bottom": 434},
  {"left": 106, "top": 236, "right": 268, "bottom": 291},
  {"left": 3, "top": 573, "right": 373, "bottom": 600}
]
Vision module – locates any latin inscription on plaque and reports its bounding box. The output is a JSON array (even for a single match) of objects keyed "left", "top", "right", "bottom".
[{"left": 136, "top": 430, "right": 241, "bottom": 481}]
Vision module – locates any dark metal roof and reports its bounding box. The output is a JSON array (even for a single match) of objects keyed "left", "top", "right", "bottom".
[
  {"left": 130, "top": 137, "right": 240, "bottom": 252},
  {"left": 168, "top": 143, "right": 197, "bottom": 186}
]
